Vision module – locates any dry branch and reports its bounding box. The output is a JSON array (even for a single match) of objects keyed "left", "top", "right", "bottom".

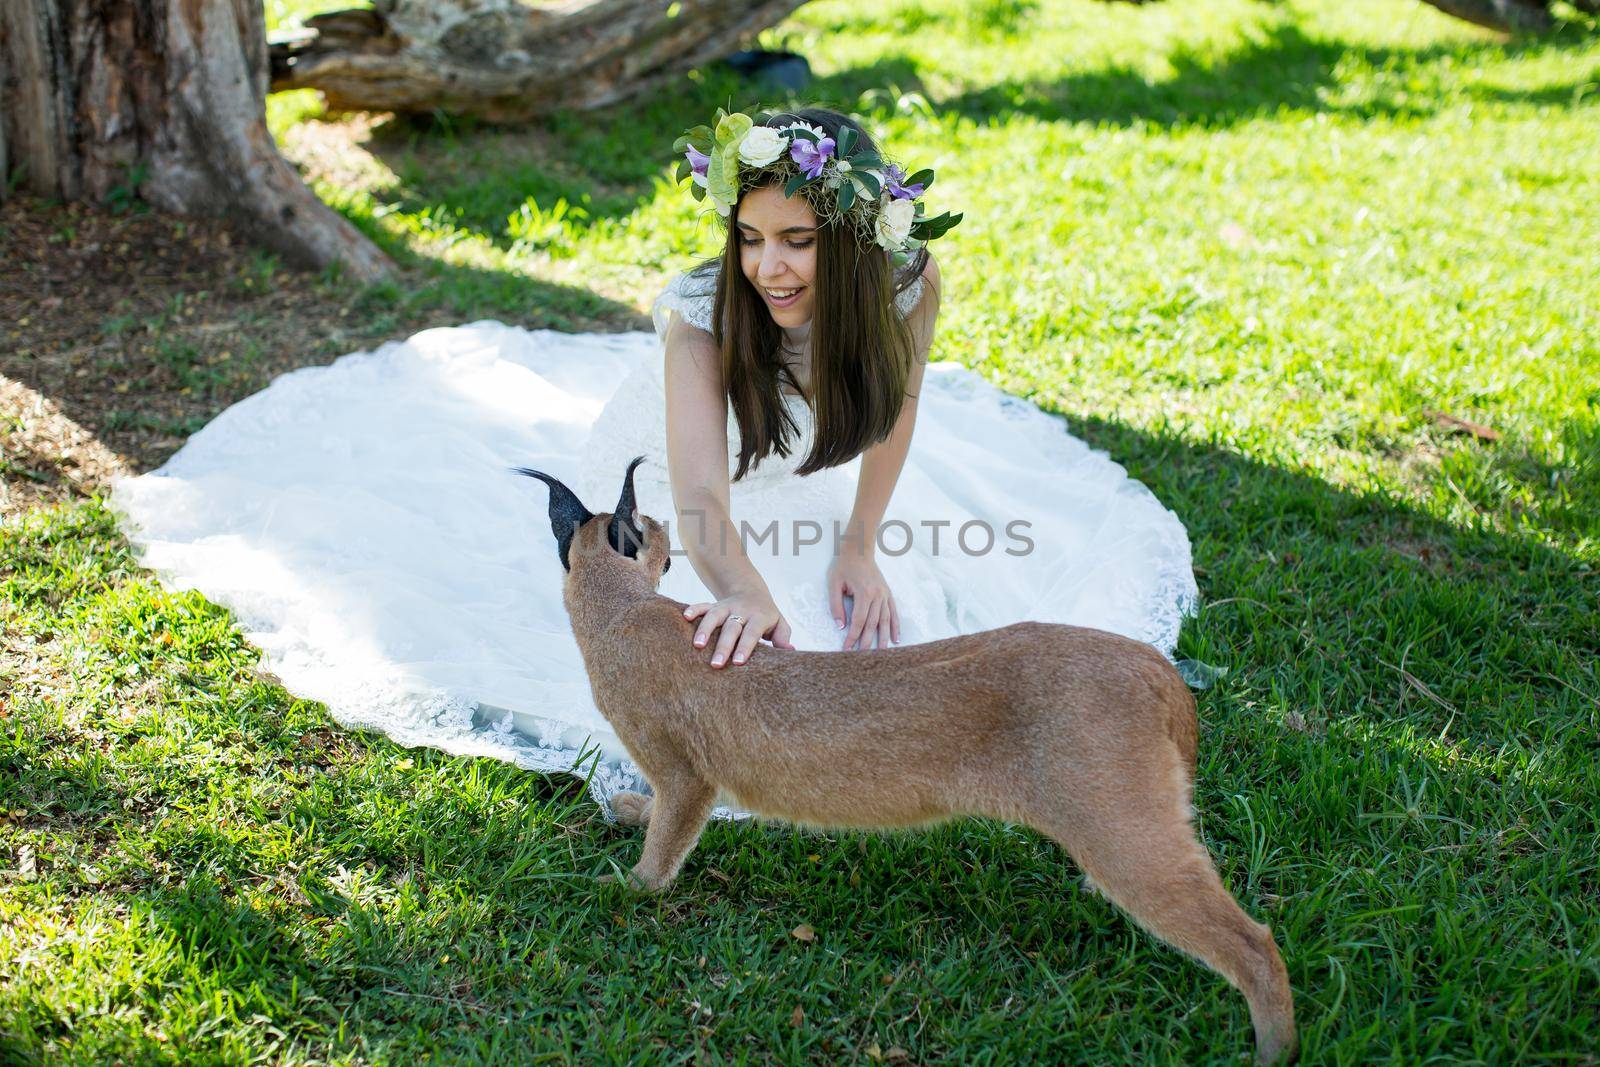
[{"left": 270, "top": 0, "right": 810, "bottom": 122}]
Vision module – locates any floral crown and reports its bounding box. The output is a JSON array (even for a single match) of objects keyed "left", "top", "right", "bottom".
[{"left": 672, "top": 108, "right": 962, "bottom": 266}]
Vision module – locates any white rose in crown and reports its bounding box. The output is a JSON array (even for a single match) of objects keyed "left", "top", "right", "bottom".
[
  {"left": 875, "top": 196, "right": 916, "bottom": 249},
  {"left": 737, "top": 127, "right": 787, "bottom": 167}
]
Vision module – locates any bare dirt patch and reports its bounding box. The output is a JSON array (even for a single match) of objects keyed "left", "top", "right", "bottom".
[
  {"left": 0, "top": 376, "right": 128, "bottom": 517},
  {"left": 0, "top": 197, "right": 454, "bottom": 523}
]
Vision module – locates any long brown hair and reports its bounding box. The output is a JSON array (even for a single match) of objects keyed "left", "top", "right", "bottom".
[{"left": 706, "top": 107, "right": 929, "bottom": 481}]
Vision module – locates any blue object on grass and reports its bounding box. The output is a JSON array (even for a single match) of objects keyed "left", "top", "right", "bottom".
[{"left": 721, "top": 49, "right": 813, "bottom": 93}]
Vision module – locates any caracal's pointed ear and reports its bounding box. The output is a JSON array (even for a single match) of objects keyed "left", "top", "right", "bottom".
[
  {"left": 511, "top": 466, "right": 594, "bottom": 572},
  {"left": 608, "top": 455, "right": 649, "bottom": 560}
]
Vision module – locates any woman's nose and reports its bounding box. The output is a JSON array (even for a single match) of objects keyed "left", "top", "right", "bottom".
[{"left": 760, "top": 245, "right": 788, "bottom": 279}]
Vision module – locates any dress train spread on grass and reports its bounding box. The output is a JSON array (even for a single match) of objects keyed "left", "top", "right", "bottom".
[{"left": 110, "top": 266, "right": 1199, "bottom": 815}]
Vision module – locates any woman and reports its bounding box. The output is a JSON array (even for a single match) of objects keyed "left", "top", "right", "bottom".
[
  {"left": 663, "top": 107, "right": 944, "bottom": 666},
  {"left": 111, "top": 105, "right": 1198, "bottom": 814}
]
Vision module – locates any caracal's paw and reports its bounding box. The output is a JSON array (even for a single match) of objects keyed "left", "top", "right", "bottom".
[
  {"left": 610, "top": 791, "right": 654, "bottom": 827},
  {"left": 596, "top": 865, "right": 665, "bottom": 893}
]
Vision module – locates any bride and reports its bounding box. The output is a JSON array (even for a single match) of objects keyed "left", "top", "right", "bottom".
[
  {"left": 616, "top": 104, "right": 959, "bottom": 666},
  {"left": 110, "top": 105, "right": 1198, "bottom": 815}
]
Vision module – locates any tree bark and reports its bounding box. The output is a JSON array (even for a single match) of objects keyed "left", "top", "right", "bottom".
[
  {"left": 270, "top": 0, "right": 811, "bottom": 123},
  {"left": 0, "top": 0, "right": 392, "bottom": 281},
  {"left": 1102, "top": 0, "right": 1589, "bottom": 34},
  {"left": 1415, "top": 0, "right": 1555, "bottom": 33}
]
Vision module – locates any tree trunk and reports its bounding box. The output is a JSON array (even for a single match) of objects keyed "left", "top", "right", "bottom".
[
  {"left": 0, "top": 0, "right": 392, "bottom": 281},
  {"left": 1415, "top": 0, "right": 1555, "bottom": 33},
  {"left": 270, "top": 0, "right": 810, "bottom": 123},
  {"left": 1102, "top": 0, "right": 1590, "bottom": 34}
]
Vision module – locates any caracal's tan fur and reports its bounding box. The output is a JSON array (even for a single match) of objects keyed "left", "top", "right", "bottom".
[{"left": 526, "top": 466, "right": 1296, "bottom": 1065}]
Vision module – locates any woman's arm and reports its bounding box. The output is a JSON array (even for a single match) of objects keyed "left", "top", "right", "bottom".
[
  {"left": 841, "top": 255, "right": 943, "bottom": 555},
  {"left": 662, "top": 310, "right": 794, "bottom": 665},
  {"left": 830, "top": 255, "right": 943, "bottom": 650},
  {"left": 662, "top": 311, "right": 758, "bottom": 597}
]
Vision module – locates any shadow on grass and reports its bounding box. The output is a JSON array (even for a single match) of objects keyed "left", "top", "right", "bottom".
[
  {"left": 1, "top": 402, "right": 1596, "bottom": 1059},
  {"left": 285, "top": 18, "right": 1598, "bottom": 277},
  {"left": 347, "top": 255, "right": 648, "bottom": 332},
  {"left": 5, "top": 10, "right": 1598, "bottom": 1041},
  {"left": 938, "top": 20, "right": 1600, "bottom": 129},
  {"left": 345, "top": 56, "right": 927, "bottom": 253},
  {"left": 1467, "top": 412, "right": 1600, "bottom": 545},
  {"left": 1057, "top": 410, "right": 1598, "bottom": 759}
]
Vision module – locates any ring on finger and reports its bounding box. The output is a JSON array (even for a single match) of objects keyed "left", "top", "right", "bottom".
[{"left": 728, "top": 614, "right": 746, "bottom": 624}]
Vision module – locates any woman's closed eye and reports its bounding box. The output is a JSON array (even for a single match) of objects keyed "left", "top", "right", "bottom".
[{"left": 738, "top": 237, "right": 814, "bottom": 250}]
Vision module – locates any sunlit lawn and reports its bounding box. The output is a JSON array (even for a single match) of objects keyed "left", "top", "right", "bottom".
[{"left": 3, "top": 0, "right": 1597, "bottom": 1061}]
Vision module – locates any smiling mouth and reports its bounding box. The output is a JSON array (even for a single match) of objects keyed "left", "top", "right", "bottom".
[{"left": 764, "top": 286, "right": 805, "bottom": 301}]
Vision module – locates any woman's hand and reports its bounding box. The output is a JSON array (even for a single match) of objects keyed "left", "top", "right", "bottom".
[
  {"left": 681, "top": 582, "right": 795, "bottom": 669},
  {"left": 828, "top": 548, "right": 899, "bottom": 651}
]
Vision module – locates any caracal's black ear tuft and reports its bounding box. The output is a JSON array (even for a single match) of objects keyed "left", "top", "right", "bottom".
[
  {"left": 608, "top": 455, "right": 649, "bottom": 560},
  {"left": 511, "top": 466, "right": 594, "bottom": 572}
]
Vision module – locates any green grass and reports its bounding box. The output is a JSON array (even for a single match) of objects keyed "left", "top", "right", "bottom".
[{"left": 4, "top": 0, "right": 1599, "bottom": 1061}]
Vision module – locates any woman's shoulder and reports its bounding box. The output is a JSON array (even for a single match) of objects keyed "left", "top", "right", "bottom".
[
  {"left": 651, "top": 261, "right": 720, "bottom": 338},
  {"left": 918, "top": 250, "right": 942, "bottom": 294},
  {"left": 892, "top": 251, "right": 941, "bottom": 318}
]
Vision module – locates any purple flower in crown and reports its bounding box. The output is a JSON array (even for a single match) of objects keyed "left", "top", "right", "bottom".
[
  {"left": 789, "top": 135, "right": 836, "bottom": 180},
  {"left": 685, "top": 144, "right": 710, "bottom": 187},
  {"left": 882, "top": 163, "right": 925, "bottom": 200}
]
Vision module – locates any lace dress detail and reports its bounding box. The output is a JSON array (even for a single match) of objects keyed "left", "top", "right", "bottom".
[{"left": 109, "top": 267, "right": 1198, "bottom": 821}]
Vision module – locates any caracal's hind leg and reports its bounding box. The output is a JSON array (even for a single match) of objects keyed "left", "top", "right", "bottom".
[
  {"left": 610, "top": 790, "right": 654, "bottom": 827},
  {"left": 1031, "top": 768, "right": 1297, "bottom": 1064}
]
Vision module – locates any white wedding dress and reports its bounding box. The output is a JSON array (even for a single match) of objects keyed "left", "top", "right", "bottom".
[{"left": 109, "top": 264, "right": 1199, "bottom": 817}]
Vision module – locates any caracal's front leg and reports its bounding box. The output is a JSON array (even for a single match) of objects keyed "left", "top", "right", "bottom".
[{"left": 626, "top": 772, "right": 716, "bottom": 892}]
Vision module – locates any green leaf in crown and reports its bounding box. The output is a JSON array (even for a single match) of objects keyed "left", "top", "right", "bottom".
[
  {"left": 837, "top": 181, "right": 856, "bottom": 213},
  {"left": 714, "top": 111, "right": 753, "bottom": 148},
  {"left": 911, "top": 211, "right": 963, "bottom": 240}
]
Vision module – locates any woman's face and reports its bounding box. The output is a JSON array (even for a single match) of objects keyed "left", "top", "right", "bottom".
[{"left": 736, "top": 183, "right": 819, "bottom": 328}]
